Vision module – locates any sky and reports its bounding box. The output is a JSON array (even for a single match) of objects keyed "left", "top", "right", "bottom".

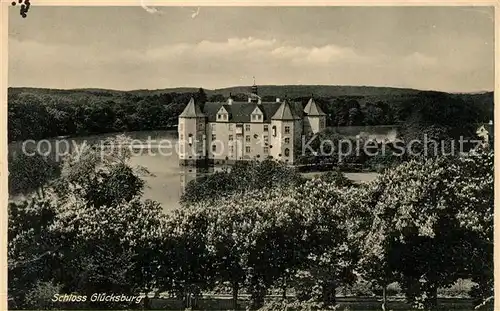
[{"left": 8, "top": 6, "right": 495, "bottom": 92}]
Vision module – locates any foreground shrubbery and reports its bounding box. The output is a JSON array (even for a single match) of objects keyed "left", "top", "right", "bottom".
[
  {"left": 180, "top": 159, "right": 306, "bottom": 205},
  {"left": 8, "top": 136, "right": 493, "bottom": 310}
]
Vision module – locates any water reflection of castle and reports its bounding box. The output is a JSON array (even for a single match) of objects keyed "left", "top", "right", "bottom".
[{"left": 179, "top": 165, "right": 227, "bottom": 196}]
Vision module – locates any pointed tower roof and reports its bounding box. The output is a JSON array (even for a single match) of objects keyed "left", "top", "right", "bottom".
[
  {"left": 272, "top": 100, "right": 300, "bottom": 120},
  {"left": 179, "top": 97, "right": 205, "bottom": 118},
  {"left": 304, "top": 97, "right": 326, "bottom": 116},
  {"left": 251, "top": 76, "right": 258, "bottom": 95}
]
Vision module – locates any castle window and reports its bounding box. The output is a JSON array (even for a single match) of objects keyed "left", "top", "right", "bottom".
[
  {"left": 229, "top": 135, "right": 233, "bottom": 141},
  {"left": 284, "top": 138, "right": 290, "bottom": 144},
  {"left": 198, "top": 123, "right": 204, "bottom": 130},
  {"left": 246, "top": 146, "right": 251, "bottom": 153},
  {"left": 284, "top": 148, "right": 290, "bottom": 157},
  {"left": 246, "top": 135, "right": 251, "bottom": 142},
  {"left": 180, "top": 134, "right": 184, "bottom": 140},
  {"left": 285, "top": 126, "right": 290, "bottom": 134},
  {"left": 264, "top": 125, "right": 268, "bottom": 132},
  {"left": 272, "top": 126, "right": 277, "bottom": 137},
  {"left": 264, "top": 135, "right": 268, "bottom": 143},
  {"left": 230, "top": 146, "right": 234, "bottom": 154},
  {"left": 217, "top": 113, "right": 228, "bottom": 121},
  {"left": 229, "top": 124, "right": 233, "bottom": 130},
  {"left": 264, "top": 147, "right": 269, "bottom": 154},
  {"left": 212, "top": 144, "right": 217, "bottom": 152},
  {"left": 252, "top": 114, "right": 262, "bottom": 121},
  {"left": 245, "top": 124, "right": 251, "bottom": 131},
  {"left": 212, "top": 134, "right": 216, "bottom": 141}
]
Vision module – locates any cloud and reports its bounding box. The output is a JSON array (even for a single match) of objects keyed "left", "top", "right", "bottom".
[
  {"left": 8, "top": 36, "right": 493, "bottom": 92},
  {"left": 402, "top": 52, "right": 438, "bottom": 67},
  {"left": 142, "top": 37, "right": 371, "bottom": 67}
]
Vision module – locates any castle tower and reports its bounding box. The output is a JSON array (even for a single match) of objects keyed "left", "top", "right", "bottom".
[
  {"left": 178, "top": 97, "right": 206, "bottom": 165},
  {"left": 270, "top": 100, "right": 301, "bottom": 164},
  {"left": 248, "top": 77, "right": 260, "bottom": 103},
  {"left": 251, "top": 76, "right": 258, "bottom": 96},
  {"left": 303, "top": 96, "right": 326, "bottom": 134}
]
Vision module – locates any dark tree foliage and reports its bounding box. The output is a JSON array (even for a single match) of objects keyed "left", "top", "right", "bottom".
[
  {"left": 7, "top": 145, "right": 493, "bottom": 311},
  {"left": 7, "top": 91, "right": 195, "bottom": 142},
  {"left": 315, "top": 169, "right": 354, "bottom": 187},
  {"left": 195, "top": 88, "right": 208, "bottom": 111},
  {"left": 180, "top": 160, "right": 305, "bottom": 206},
  {"left": 8, "top": 199, "right": 59, "bottom": 308},
  {"left": 8, "top": 88, "right": 492, "bottom": 142},
  {"left": 397, "top": 92, "right": 482, "bottom": 157},
  {"left": 8, "top": 152, "right": 61, "bottom": 196}
]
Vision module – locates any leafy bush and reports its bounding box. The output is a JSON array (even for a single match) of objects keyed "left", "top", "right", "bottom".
[
  {"left": 24, "top": 281, "right": 62, "bottom": 310},
  {"left": 8, "top": 152, "right": 61, "bottom": 196},
  {"left": 315, "top": 169, "right": 353, "bottom": 187},
  {"left": 180, "top": 160, "right": 305, "bottom": 205},
  {"left": 437, "top": 279, "right": 475, "bottom": 298}
]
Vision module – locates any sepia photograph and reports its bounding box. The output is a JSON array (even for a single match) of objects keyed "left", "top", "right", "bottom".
[{"left": 4, "top": 3, "right": 496, "bottom": 311}]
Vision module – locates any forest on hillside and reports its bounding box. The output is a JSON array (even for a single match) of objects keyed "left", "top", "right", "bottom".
[{"left": 7, "top": 86, "right": 493, "bottom": 142}]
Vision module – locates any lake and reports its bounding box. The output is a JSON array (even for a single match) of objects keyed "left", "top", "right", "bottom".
[{"left": 9, "top": 130, "right": 379, "bottom": 213}]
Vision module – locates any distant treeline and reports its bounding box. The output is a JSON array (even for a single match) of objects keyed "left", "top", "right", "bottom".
[{"left": 7, "top": 87, "right": 493, "bottom": 142}]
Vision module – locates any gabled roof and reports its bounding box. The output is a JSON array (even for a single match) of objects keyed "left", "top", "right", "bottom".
[
  {"left": 179, "top": 97, "right": 205, "bottom": 118},
  {"left": 202, "top": 101, "right": 303, "bottom": 123},
  {"left": 217, "top": 104, "right": 232, "bottom": 120},
  {"left": 271, "top": 100, "right": 301, "bottom": 120},
  {"left": 217, "top": 105, "right": 229, "bottom": 114},
  {"left": 303, "top": 98, "right": 326, "bottom": 116},
  {"left": 251, "top": 106, "right": 263, "bottom": 115}
]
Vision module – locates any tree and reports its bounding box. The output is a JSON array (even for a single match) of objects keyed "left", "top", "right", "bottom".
[
  {"left": 398, "top": 92, "right": 480, "bottom": 158},
  {"left": 364, "top": 102, "right": 385, "bottom": 126},
  {"left": 8, "top": 198, "right": 60, "bottom": 309},
  {"left": 287, "top": 179, "right": 359, "bottom": 307},
  {"left": 196, "top": 88, "right": 208, "bottom": 111},
  {"left": 8, "top": 135, "right": 168, "bottom": 309},
  {"left": 180, "top": 176, "right": 360, "bottom": 310},
  {"left": 180, "top": 160, "right": 305, "bottom": 206},
  {"left": 53, "top": 196, "right": 168, "bottom": 309},
  {"left": 208, "top": 94, "right": 226, "bottom": 102},
  {"left": 8, "top": 152, "right": 61, "bottom": 197},
  {"left": 315, "top": 169, "right": 354, "bottom": 187},
  {"left": 166, "top": 207, "right": 215, "bottom": 309},
  {"left": 348, "top": 107, "right": 363, "bottom": 126},
  {"left": 359, "top": 149, "right": 493, "bottom": 310}
]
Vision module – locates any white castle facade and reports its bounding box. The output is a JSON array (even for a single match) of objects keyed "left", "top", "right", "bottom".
[{"left": 178, "top": 84, "right": 326, "bottom": 165}]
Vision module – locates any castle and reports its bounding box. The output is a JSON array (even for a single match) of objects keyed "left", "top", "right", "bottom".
[{"left": 178, "top": 83, "right": 326, "bottom": 165}]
